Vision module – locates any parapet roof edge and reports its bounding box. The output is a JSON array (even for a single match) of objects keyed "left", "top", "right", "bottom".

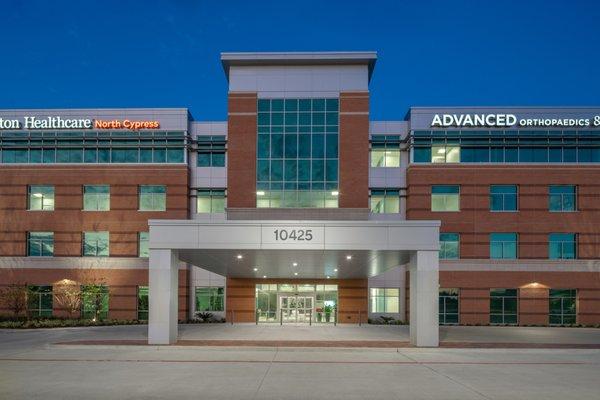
[{"left": 220, "top": 51, "right": 377, "bottom": 82}]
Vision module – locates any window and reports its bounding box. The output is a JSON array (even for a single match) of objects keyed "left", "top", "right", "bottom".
[
  {"left": 197, "top": 136, "right": 226, "bottom": 167},
  {"left": 549, "top": 233, "right": 576, "bottom": 259},
  {"left": 137, "top": 286, "right": 149, "bottom": 320},
  {"left": 81, "top": 285, "right": 109, "bottom": 320},
  {"left": 439, "top": 233, "right": 459, "bottom": 259},
  {"left": 27, "top": 232, "right": 54, "bottom": 256},
  {"left": 409, "top": 130, "right": 600, "bottom": 165},
  {"left": 195, "top": 287, "right": 224, "bottom": 312},
  {"left": 490, "top": 185, "right": 517, "bottom": 211},
  {"left": 197, "top": 189, "right": 226, "bottom": 213},
  {"left": 549, "top": 289, "right": 576, "bottom": 325},
  {"left": 549, "top": 185, "right": 576, "bottom": 212},
  {"left": 371, "top": 148, "right": 400, "bottom": 167},
  {"left": 83, "top": 232, "right": 109, "bottom": 257},
  {"left": 83, "top": 185, "right": 110, "bottom": 211},
  {"left": 257, "top": 98, "right": 339, "bottom": 208},
  {"left": 439, "top": 288, "right": 459, "bottom": 325},
  {"left": 370, "top": 136, "right": 401, "bottom": 167},
  {"left": 431, "top": 185, "right": 459, "bottom": 212},
  {"left": 28, "top": 185, "right": 54, "bottom": 210},
  {"left": 139, "top": 232, "right": 149, "bottom": 258},
  {"left": 370, "top": 189, "right": 400, "bottom": 214},
  {"left": 490, "top": 233, "right": 518, "bottom": 259},
  {"left": 431, "top": 144, "right": 460, "bottom": 163},
  {"left": 27, "top": 285, "right": 53, "bottom": 317},
  {"left": 0, "top": 131, "right": 186, "bottom": 164},
  {"left": 139, "top": 185, "right": 166, "bottom": 211},
  {"left": 369, "top": 288, "right": 399, "bottom": 313},
  {"left": 490, "top": 288, "right": 518, "bottom": 325}
]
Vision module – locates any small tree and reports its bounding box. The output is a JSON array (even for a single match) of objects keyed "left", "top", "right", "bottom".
[
  {"left": 82, "top": 283, "right": 109, "bottom": 321},
  {"left": 54, "top": 283, "right": 82, "bottom": 318},
  {"left": 0, "top": 284, "right": 29, "bottom": 317}
]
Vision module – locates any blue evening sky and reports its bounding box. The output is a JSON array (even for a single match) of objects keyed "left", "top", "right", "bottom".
[{"left": 1, "top": 0, "right": 598, "bottom": 121}]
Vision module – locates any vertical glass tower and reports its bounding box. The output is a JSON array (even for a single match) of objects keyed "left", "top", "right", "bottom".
[{"left": 256, "top": 98, "right": 339, "bottom": 208}]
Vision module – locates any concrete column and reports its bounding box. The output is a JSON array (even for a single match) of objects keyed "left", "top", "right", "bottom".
[
  {"left": 148, "top": 249, "right": 179, "bottom": 344},
  {"left": 409, "top": 250, "right": 439, "bottom": 347}
]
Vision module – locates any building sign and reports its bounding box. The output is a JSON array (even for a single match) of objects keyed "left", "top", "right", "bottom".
[
  {"left": 261, "top": 225, "right": 325, "bottom": 247},
  {"left": 431, "top": 114, "right": 600, "bottom": 128},
  {"left": 0, "top": 116, "right": 160, "bottom": 130}
]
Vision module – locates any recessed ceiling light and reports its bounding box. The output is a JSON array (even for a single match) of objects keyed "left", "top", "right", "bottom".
[
  {"left": 292, "top": 262, "right": 298, "bottom": 267},
  {"left": 334, "top": 268, "right": 338, "bottom": 272},
  {"left": 236, "top": 254, "right": 243, "bottom": 260},
  {"left": 326, "top": 275, "right": 331, "bottom": 279},
  {"left": 253, "top": 267, "right": 258, "bottom": 272},
  {"left": 294, "top": 272, "right": 298, "bottom": 276},
  {"left": 346, "top": 255, "right": 352, "bottom": 260},
  {"left": 262, "top": 275, "right": 267, "bottom": 279}
]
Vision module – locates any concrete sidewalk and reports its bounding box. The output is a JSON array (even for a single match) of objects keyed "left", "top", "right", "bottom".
[{"left": 1, "top": 325, "right": 600, "bottom": 399}]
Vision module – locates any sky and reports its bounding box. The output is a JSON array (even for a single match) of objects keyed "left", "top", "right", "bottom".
[{"left": 0, "top": 0, "right": 599, "bottom": 121}]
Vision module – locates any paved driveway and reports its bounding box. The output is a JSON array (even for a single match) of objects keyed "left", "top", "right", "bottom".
[{"left": 1, "top": 325, "right": 599, "bottom": 399}]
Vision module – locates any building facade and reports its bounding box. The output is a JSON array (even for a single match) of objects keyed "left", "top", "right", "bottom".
[{"left": 0, "top": 52, "right": 599, "bottom": 343}]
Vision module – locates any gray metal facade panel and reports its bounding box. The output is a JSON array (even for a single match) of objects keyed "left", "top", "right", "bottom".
[
  {"left": 0, "top": 108, "right": 190, "bottom": 131},
  {"left": 408, "top": 107, "right": 600, "bottom": 130}
]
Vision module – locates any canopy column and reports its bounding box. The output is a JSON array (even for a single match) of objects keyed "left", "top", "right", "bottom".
[
  {"left": 409, "top": 250, "right": 439, "bottom": 347},
  {"left": 148, "top": 249, "right": 179, "bottom": 344}
]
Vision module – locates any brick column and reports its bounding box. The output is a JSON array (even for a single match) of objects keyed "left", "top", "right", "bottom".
[
  {"left": 227, "top": 92, "right": 258, "bottom": 208},
  {"left": 338, "top": 92, "right": 369, "bottom": 209},
  {"left": 460, "top": 288, "right": 490, "bottom": 325},
  {"left": 519, "top": 288, "right": 549, "bottom": 325}
]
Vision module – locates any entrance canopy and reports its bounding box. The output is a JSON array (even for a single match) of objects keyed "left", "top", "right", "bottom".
[
  {"left": 147, "top": 219, "right": 441, "bottom": 347},
  {"left": 149, "top": 220, "right": 440, "bottom": 279}
]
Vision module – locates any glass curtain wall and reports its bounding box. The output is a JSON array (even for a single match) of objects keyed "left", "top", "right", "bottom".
[{"left": 256, "top": 98, "right": 339, "bottom": 208}]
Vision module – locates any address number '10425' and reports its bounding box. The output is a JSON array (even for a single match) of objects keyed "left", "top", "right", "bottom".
[{"left": 273, "top": 229, "right": 313, "bottom": 241}]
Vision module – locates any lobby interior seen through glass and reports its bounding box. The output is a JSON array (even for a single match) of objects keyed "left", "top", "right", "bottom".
[{"left": 256, "top": 98, "right": 339, "bottom": 208}]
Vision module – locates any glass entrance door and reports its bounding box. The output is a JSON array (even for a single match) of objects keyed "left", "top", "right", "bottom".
[{"left": 280, "top": 295, "right": 314, "bottom": 323}]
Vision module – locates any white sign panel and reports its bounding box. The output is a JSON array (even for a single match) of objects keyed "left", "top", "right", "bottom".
[{"left": 261, "top": 225, "right": 325, "bottom": 248}]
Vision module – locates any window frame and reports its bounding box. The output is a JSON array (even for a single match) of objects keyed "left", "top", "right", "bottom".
[
  {"left": 548, "top": 233, "right": 577, "bottom": 259},
  {"left": 137, "top": 286, "right": 149, "bottom": 320},
  {"left": 27, "top": 231, "right": 54, "bottom": 257},
  {"left": 369, "top": 189, "right": 400, "bottom": 214},
  {"left": 138, "top": 185, "right": 166, "bottom": 211},
  {"left": 489, "top": 185, "right": 518, "bottom": 212},
  {"left": 549, "top": 289, "right": 577, "bottom": 325},
  {"left": 489, "top": 233, "right": 518, "bottom": 259},
  {"left": 369, "top": 287, "right": 400, "bottom": 314},
  {"left": 138, "top": 232, "right": 149, "bottom": 258},
  {"left": 27, "top": 285, "right": 53, "bottom": 317},
  {"left": 82, "top": 231, "right": 110, "bottom": 257},
  {"left": 439, "top": 233, "right": 460, "bottom": 260},
  {"left": 28, "top": 185, "right": 55, "bottom": 211},
  {"left": 197, "top": 189, "right": 227, "bottom": 214},
  {"left": 82, "top": 185, "right": 110, "bottom": 211},
  {"left": 489, "top": 288, "right": 518, "bottom": 325},
  {"left": 549, "top": 185, "right": 577, "bottom": 212},
  {"left": 195, "top": 286, "right": 225, "bottom": 312},
  {"left": 439, "top": 288, "right": 459, "bottom": 325},
  {"left": 431, "top": 185, "right": 460, "bottom": 212},
  {"left": 81, "top": 284, "right": 109, "bottom": 320}
]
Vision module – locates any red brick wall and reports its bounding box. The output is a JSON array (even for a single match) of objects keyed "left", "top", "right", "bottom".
[
  {"left": 407, "top": 165, "right": 600, "bottom": 259},
  {"left": 0, "top": 165, "right": 189, "bottom": 256},
  {"left": 440, "top": 270, "right": 600, "bottom": 325},
  {"left": 339, "top": 92, "right": 369, "bottom": 208},
  {"left": 227, "top": 92, "right": 257, "bottom": 208}
]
